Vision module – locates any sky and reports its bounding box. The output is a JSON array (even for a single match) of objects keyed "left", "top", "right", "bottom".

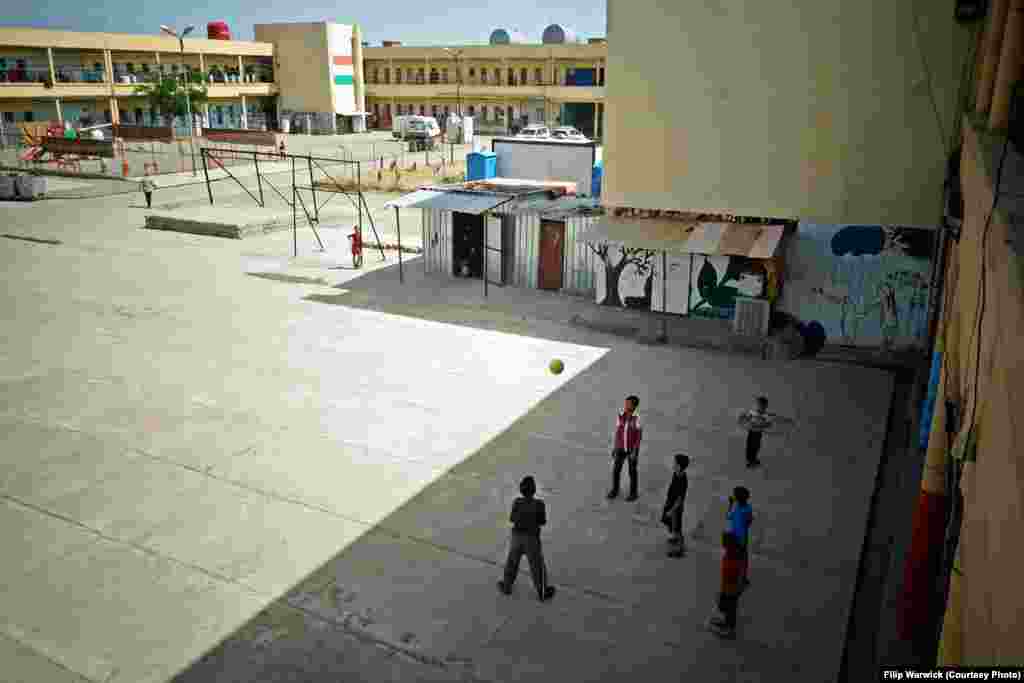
[{"left": 3, "top": 0, "right": 607, "bottom": 45}]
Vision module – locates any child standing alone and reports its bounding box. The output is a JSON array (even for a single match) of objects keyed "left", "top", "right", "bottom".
[
  {"left": 498, "top": 476, "right": 556, "bottom": 602},
  {"left": 607, "top": 395, "right": 643, "bottom": 501},
  {"left": 740, "top": 396, "right": 771, "bottom": 468},
  {"left": 662, "top": 454, "right": 689, "bottom": 558},
  {"left": 140, "top": 177, "right": 156, "bottom": 209}
]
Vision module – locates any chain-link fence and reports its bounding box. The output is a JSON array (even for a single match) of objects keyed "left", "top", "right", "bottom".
[
  {"left": 0, "top": 128, "right": 279, "bottom": 182},
  {"left": 0, "top": 128, "right": 495, "bottom": 198}
]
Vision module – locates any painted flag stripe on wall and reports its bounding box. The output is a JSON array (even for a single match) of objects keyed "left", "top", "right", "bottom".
[{"left": 332, "top": 55, "right": 354, "bottom": 86}]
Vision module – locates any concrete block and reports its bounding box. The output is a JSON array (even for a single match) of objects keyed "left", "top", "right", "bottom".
[
  {"left": 0, "top": 174, "right": 16, "bottom": 200},
  {"left": 14, "top": 174, "right": 46, "bottom": 200}
]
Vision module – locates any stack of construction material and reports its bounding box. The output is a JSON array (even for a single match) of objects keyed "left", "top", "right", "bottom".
[
  {"left": 14, "top": 174, "right": 46, "bottom": 200},
  {"left": 0, "top": 174, "right": 16, "bottom": 200}
]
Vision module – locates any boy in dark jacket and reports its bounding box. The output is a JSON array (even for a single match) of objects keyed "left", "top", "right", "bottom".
[
  {"left": 662, "top": 454, "right": 690, "bottom": 558},
  {"left": 708, "top": 531, "right": 744, "bottom": 639},
  {"left": 498, "top": 476, "right": 556, "bottom": 602}
]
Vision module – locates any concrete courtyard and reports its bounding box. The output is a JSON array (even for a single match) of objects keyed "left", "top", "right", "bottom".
[{"left": 1, "top": 179, "right": 895, "bottom": 682}]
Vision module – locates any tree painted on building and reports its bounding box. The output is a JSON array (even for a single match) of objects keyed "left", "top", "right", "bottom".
[{"left": 590, "top": 243, "right": 657, "bottom": 308}]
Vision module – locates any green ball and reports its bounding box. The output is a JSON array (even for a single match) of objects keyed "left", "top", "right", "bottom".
[{"left": 549, "top": 359, "right": 565, "bottom": 375}]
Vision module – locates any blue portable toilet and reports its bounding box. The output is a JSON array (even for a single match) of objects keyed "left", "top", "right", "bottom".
[
  {"left": 466, "top": 151, "right": 497, "bottom": 181},
  {"left": 592, "top": 160, "right": 603, "bottom": 198}
]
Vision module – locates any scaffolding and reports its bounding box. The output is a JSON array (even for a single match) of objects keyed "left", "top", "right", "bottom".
[{"left": 199, "top": 147, "right": 386, "bottom": 260}]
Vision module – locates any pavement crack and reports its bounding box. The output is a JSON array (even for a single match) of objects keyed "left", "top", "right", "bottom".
[
  {"left": 0, "top": 493, "right": 272, "bottom": 599},
  {"left": 0, "top": 629, "right": 96, "bottom": 683},
  {"left": 2, "top": 233, "right": 63, "bottom": 246}
]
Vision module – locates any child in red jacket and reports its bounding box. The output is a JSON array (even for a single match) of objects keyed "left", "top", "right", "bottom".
[{"left": 708, "top": 531, "right": 744, "bottom": 639}]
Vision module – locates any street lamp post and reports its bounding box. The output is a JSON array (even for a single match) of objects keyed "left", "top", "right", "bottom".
[
  {"left": 160, "top": 24, "right": 196, "bottom": 175},
  {"left": 443, "top": 48, "right": 463, "bottom": 118}
]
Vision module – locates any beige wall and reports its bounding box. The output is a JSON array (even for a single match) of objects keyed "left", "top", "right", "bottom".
[
  {"left": 254, "top": 22, "right": 331, "bottom": 113},
  {"left": 603, "top": 0, "right": 970, "bottom": 225}
]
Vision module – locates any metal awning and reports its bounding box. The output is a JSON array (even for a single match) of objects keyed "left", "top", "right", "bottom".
[
  {"left": 579, "top": 217, "right": 785, "bottom": 258},
  {"left": 384, "top": 189, "right": 512, "bottom": 215}
]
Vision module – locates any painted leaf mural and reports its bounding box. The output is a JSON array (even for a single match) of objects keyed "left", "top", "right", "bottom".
[
  {"left": 690, "top": 255, "right": 753, "bottom": 316},
  {"left": 697, "top": 258, "right": 717, "bottom": 302}
]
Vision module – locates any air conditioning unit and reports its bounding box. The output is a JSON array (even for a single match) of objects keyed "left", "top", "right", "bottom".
[{"left": 733, "top": 297, "right": 770, "bottom": 336}]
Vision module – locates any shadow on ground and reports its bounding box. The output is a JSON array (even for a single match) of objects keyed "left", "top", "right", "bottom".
[{"left": 171, "top": 256, "right": 900, "bottom": 683}]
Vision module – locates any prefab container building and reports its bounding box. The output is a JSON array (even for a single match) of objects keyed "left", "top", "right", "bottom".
[{"left": 396, "top": 186, "right": 602, "bottom": 296}]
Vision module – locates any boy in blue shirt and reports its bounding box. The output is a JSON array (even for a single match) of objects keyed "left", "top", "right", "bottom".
[{"left": 727, "top": 486, "right": 754, "bottom": 589}]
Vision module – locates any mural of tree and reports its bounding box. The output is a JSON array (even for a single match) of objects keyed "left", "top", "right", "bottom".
[{"left": 588, "top": 243, "right": 657, "bottom": 307}]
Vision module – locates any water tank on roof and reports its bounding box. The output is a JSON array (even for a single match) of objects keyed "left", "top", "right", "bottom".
[
  {"left": 489, "top": 28, "right": 526, "bottom": 45},
  {"left": 542, "top": 24, "right": 576, "bottom": 44},
  {"left": 207, "top": 21, "right": 231, "bottom": 40}
]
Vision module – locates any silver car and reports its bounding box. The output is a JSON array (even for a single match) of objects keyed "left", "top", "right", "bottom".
[
  {"left": 516, "top": 124, "right": 550, "bottom": 139},
  {"left": 550, "top": 126, "right": 589, "bottom": 142}
]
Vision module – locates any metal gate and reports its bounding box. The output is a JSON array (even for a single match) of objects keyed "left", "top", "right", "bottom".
[{"left": 484, "top": 213, "right": 504, "bottom": 296}]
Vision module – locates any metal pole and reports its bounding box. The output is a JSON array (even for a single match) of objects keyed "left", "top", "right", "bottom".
[
  {"left": 395, "top": 206, "right": 403, "bottom": 283},
  {"left": 254, "top": 150, "right": 264, "bottom": 206},
  {"left": 357, "top": 161, "right": 363, "bottom": 245},
  {"left": 456, "top": 54, "right": 462, "bottom": 117},
  {"left": 201, "top": 148, "right": 213, "bottom": 204},
  {"left": 181, "top": 38, "right": 196, "bottom": 176},
  {"left": 292, "top": 155, "right": 298, "bottom": 257},
  {"left": 308, "top": 155, "right": 318, "bottom": 223}
]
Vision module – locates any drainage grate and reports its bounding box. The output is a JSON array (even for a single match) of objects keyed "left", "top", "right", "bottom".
[{"left": 2, "top": 234, "right": 62, "bottom": 245}]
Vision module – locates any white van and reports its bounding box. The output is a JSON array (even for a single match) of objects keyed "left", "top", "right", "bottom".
[{"left": 393, "top": 115, "right": 440, "bottom": 140}]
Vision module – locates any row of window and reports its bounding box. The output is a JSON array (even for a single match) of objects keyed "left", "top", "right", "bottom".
[
  {"left": 375, "top": 102, "right": 524, "bottom": 121},
  {"left": 0, "top": 57, "right": 271, "bottom": 76},
  {"left": 0, "top": 104, "right": 256, "bottom": 127},
  {"left": 369, "top": 66, "right": 605, "bottom": 86}
]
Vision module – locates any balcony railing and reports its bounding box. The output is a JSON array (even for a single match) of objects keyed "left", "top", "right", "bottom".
[
  {"left": 204, "top": 67, "right": 274, "bottom": 84},
  {"left": 366, "top": 78, "right": 601, "bottom": 88},
  {"left": 110, "top": 71, "right": 163, "bottom": 84},
  {"left": 0, "top": 67, "right": 49, "bottom": 84},
  {"left": 54, "top": 68, "right": 108, "bottom": 84},
  {"left": 244, "top": 66, "right": 275, "bottom": 83}
]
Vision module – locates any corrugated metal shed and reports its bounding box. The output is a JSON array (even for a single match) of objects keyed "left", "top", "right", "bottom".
[
  {"left": 386, "top": 189, "right": 512, "bottom": 215},
  {"left": 490, "top": 196, "right": 602, "bottom": 294},
  {"left": 422, "top": 210, "right": 453, "bottom": 276},
  {"left": 491, "top": 194, "right": 602, "bottom": 219},
  {"left": 411, "top": 185, "right": 602, "bottom": 294}
]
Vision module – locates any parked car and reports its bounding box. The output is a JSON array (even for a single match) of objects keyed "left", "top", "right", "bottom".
[
  {"left": 516, "top": 124, "right": 550, "bottom": 139},
  {"left": 393, "top": 115, "right": 440, "bottom": 140},
  {"left": 550, "top": 126, "right": 589, "bottom": 142}
]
